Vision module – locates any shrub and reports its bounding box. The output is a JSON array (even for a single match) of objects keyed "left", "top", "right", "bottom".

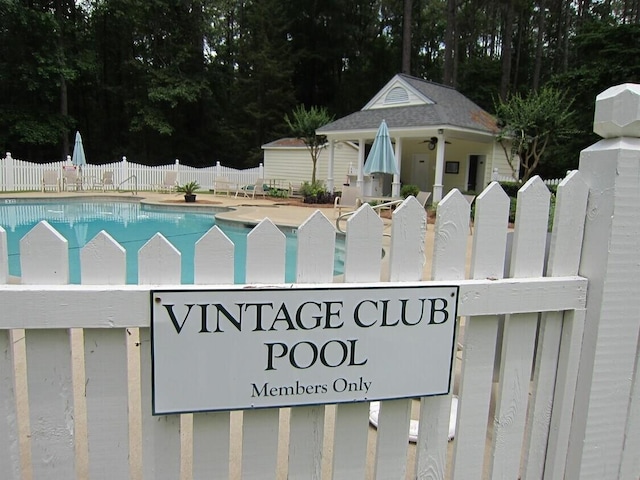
[
  {"left": 299, "top": 180, "right": 335, "bottom": 204},
  {"left": 401, "top": 184, "right": 420, "bottom": 198}
]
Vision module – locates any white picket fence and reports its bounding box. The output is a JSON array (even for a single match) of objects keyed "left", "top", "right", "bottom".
[
  {"left": 0, "top": 155, "right": 263, "bottom": 192},
  {"left": 1, "top": 84, "right": 639, "bottom": 480}
]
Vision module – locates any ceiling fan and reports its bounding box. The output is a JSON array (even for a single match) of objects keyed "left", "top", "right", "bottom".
[{"left": 422, "top": 136, "right": 451, "bottom": 150}]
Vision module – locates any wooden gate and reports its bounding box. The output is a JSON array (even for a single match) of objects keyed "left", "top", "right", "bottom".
[{"left": 1, "top": 85, "right": 639, "bottom": 479}]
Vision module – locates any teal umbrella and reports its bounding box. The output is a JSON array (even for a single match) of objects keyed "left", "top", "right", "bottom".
[
  {"left": 364, "top": 120, "right": 399, "bottom": 175},
  {"left": 71, "top": 131, "right": 87, "bottom": 171}
]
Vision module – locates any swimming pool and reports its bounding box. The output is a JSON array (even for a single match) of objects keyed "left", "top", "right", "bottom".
[{"left": 0, "top": 198, "right": 344, "bottom": 284}]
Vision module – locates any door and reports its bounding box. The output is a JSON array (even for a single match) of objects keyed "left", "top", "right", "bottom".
[
  {"left": 467, "top": 155, "right": 486, "bottom": 192},
  {"left": 411, "top": 154, "right": 430, "bottom": 191}
]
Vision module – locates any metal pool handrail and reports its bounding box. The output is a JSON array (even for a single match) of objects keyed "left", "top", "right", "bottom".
[
  {"left": 118, "top": 175, "right": 138, "bottom": 194},
  {"left": 335, "top": 198, "right": 404, "bottom": 234}
]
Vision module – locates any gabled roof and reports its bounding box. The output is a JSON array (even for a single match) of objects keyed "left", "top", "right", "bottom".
[{"left": 317, "top": 73, "right": 498, "bottom": 136}]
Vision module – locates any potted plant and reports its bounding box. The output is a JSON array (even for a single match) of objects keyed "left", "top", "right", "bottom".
[{"left": 176, "top": 181, "right": 200, "bottom": 202}]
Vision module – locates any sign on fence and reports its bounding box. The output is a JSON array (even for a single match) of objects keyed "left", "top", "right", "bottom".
[{"left": 151, "top": 283, "right": 458, "bottom": 414}]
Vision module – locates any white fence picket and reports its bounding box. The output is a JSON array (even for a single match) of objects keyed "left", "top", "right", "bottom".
[
  {"left": 194, "top": 226, "right": 235, "bottom": 284},
  {"left": 451, "top": 182, "right": 510, "bottom": 479},
  {"left": 80, "top": 232, "right": 130, "bottom": 479},
  {"left": 373, "top": 197, "right": 427, "bottom": 479},
  {"left": 80, "top": 231, "right": 126, "bottom": 284},
  {"left": 25, "top": 329, "right": 75, "bottom": 479},
  {"left": 0, "top": 226, "right": 7, "bottom": 283},
  {"left": 524, "top": 171, "right": 589, "bottom": 480},
  {"left": 0, "top": 328, "right": 20, "bottom": 480},
  {"left": 415, "top": 190, "right": 469, "bottom": 480},
  {"left": 333, "top": 205, "right": 383, "bottom": 479},
  {"left": 287, "top": 211, "right": 336, "bottom": 480},
  {"left": 20, "top": 221, "right": 69, "bottom": 284},
  {"left": 241, "top": 219, "right": 286, "bottom": 479},
  {"left": 138, "top": 235, "right": 182, "bottom": 480},
  {"left": 246, "top": 219, "right": 286, "bottom": 284},
  {"left": 192, "top": 226, "right": 234, "bottom": 479},
  {"left": 295, "top": 210, "right": 336, "bottom": 284},
  {"left": 489, "top": 176, "right": 550, "bottom": 480}
]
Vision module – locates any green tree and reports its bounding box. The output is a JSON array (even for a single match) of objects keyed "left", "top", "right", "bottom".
[
  {"left": 495, "top": 87, "right": 575, "bottom": 182},
  {"left": 285, "top": 105, "right": 334, "bottom": 184}
]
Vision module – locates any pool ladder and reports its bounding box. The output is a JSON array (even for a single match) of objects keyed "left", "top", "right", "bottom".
[
  {"left": 117, "top": 175, "right": 138, "bottom": 195},
  {"left": 335, "top": 198, "right": 403, "bottom": 235}
]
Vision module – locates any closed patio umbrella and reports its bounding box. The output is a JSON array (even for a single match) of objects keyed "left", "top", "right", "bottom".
[
  {"left": 363, "top": 120, "right": 399, "bottom": 175},
  {"left": 71, "top": 131, "right": 87, "bottom": 172}
]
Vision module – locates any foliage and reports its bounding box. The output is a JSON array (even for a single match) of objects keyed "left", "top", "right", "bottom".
[
  {"left": 400, "top": 184, "right": 420, "bottom": 198},
  {"left": 299, "top": 180, "right": 334, "bottom": 204},
  {"left": 498, "top": 181, "right": 521, "bottom": 198},
  {"left": 494, "top": 87, "right": 576, "bottom": 183},
  {"left": 267, "top": 188, "right": 289, "bottom": 199},
  {"left": 0, "top": 0, "right": 636, "bottom": 174},
  {"left": 285, "top": 105, "right": 334, "bottom": 184},
  {"left": 176, "top": 181, "right": 200, "bottom": 195}
]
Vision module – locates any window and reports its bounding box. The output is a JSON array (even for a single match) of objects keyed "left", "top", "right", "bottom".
[
  {"left": 384, "top": 87, "right": 409, "bottom": 105},
  {"left": 445, "top": 161, "right": 460, "bottom": 174}
]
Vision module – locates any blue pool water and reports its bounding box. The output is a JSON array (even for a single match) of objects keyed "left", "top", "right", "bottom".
[{"left": 0, "top": 199, "right": 343, "bottom": 284}]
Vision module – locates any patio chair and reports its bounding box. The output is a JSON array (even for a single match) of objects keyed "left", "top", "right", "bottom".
[
  {"left": 42, "top": 170, "right": 60, "bottom": 192},
  {"left": 239, "top": 178, "right": 267, "bottom": 199},
  {"left": 416, "top": 191, "right": 432, "bottom": 209},
  {"left": 334, "top": 185, "right": 362, "bottom": 216},
  {"left": 213, "top": 176, "right": 233, "bottom": 196},
  {"left": 62, "top": 166, "right": 79, "bottom": 191},
  {"left": 156, "top": 171, "right": 178, "bottom": 193},
  {"left": 93, "top": 171, "right": 115, "bottom": 191}
]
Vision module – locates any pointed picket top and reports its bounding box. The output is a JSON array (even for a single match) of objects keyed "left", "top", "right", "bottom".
[
  {"left": 470, "top": 182, "right": 510, "bottom": 280},
  {"left": 246, "top": 218, "right": 286, "bottom": 284},
  {"left": 388, "top": 196, "right": 427, "bottom": 281},
  {"left": 432, "top": 189, "right": 470, "bottom": 281},
  {"left": 80, "top": 231, "right": 126, "bottom": 285},
  {"left": 510, "top": 176, "right": 550, "bottom": 278},
  {"left": 296, "top": 210, "right": 336, "bottom": 283},
  {"left": 20, "top": 220, "right": 69, "bottom": 284},
  {"left": 546, "top": 171, "right": 589, "bottom": 277},
  {"left": 344, "top": 203, "right": 383, "bottom": 283},
  {"left": 194, "top": 226, "right": 235, "bottom": 284},
  {"left": 138, "top": 233, "right": 181, "bottom": 284},
  {"left": 0, "top": 227, "right": 7, "bottom": 284}
]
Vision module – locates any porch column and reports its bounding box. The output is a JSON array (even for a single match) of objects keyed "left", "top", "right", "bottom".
[
  {"left": 327, "top": 139, "right": 335, "bottom": 192},
  {"left": 393, "top": 137, "right": 402, "bottom": 197},
  {"left": 432, "top": 131, "right": 446, "bottom": 202},
  {"left": 357, "top": 137, "right": 365, "bottom": 191}
]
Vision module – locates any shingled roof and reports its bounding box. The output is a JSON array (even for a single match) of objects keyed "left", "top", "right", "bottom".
[{"left": 317, "top": 74, "right": 498, "bottom": 135}]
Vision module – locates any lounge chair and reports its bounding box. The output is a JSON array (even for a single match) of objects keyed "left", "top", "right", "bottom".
[
  {"left": 239, "top": 178, "right": 267, "bottom": 199},
  {"left": 156, "top": 171, "right": 178, "bottom": 193},
  {"left": 62, "top": 166, "right": 80, "bottom": 191},
  {"left": 93, "top": 171, "right": 115, "bottom": 191},
  {"left": 334, "top": 185, "right": 362, "bottom": 216},
  {"left": 42, "top": 170, "right": 60, "bottom": 192}
]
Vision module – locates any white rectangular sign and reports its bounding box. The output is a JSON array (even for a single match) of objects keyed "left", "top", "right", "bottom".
[{"left": 151, "top": 284, "right": 458, "bottom": 414}]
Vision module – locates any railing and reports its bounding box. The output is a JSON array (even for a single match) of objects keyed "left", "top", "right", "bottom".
[
  {"left": 335, "top": 198, "right": 404, "bottom": 234},
  {"left": 117, "top": 174, "right": 138, "bottom": 194}
]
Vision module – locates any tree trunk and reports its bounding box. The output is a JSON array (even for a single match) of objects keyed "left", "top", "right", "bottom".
[
  {"left": 402, "top": 0, "right": 412, "bottom": 74},
  {"left": 500, "top": 0, "right": 515, "bottom": 99},
  {"left": 443, "top": 0, "right": 456, "bottom": 86},
  {"left": 533, "top": 0, "right": 546, "bottom": 91}
]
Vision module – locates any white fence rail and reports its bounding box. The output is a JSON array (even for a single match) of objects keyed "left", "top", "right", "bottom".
[
  {"left": 0, "top": 155, "right": 263, "bottom": 192},
  {"left": 0, "top": 84, "right": 639, "bottom": 480}
]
